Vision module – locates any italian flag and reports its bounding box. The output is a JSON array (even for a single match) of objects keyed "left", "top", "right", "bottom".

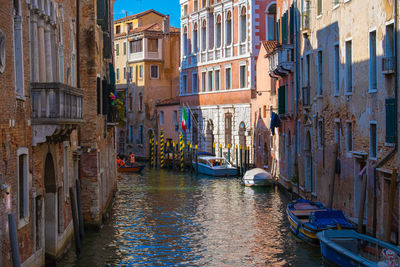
[{"left": 182, "top": 106, "right": 188, "bottom": 133}]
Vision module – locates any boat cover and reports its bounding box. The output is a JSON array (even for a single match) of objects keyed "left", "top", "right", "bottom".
[
  {"left": 309, "top": 210, "right": 354, "bottom": 230},
  {"left": 244, "top": 168, "right": 272, "bottom": 180}
]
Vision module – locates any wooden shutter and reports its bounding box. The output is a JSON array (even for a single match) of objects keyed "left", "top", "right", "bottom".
[
  {"left": 278, "top": 86, "right": 285, "bottom": 115},
  {"left": 386, "top": 98, "right": 396, "bottom": 143}
]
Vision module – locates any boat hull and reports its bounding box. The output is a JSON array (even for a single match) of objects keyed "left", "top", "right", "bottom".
[
  {"left": 118, "top": 165, "right": 145, "bottom": 173},
  {"left": 193, "top": 163, "right": 238, "bottom": 177},
  {"left": 243, "top": 178, "right": 273, "bottom": 187}
]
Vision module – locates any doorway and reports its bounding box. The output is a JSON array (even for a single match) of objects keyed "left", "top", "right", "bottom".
[
  {"left": 44, "top": 153, "right": 57, "bottom": 260},
  {"left": 206, "top": 120, "right": 214, "bottom": 153}
]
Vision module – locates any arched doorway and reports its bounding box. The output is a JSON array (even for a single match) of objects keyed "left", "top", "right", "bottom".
[
  {"left": 304, "top": 131, "right": 313, "bottom": 193},
  {"left": 44, "top": 152, "right": 57, "bottom": 260},
  {"left": 206, "top": 120, "right": 214, "bottom": 153}
]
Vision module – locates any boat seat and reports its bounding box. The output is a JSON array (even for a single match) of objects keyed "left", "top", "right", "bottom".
[{"left": 291, "top": 209, "right": 328, "bottom": 216}]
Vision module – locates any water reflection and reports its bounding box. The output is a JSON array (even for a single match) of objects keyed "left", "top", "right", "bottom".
[{"left": 59, "top": 169, "right": 321, "bottom": 266}]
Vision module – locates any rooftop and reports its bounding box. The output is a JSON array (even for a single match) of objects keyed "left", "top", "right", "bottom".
[{"left": 115, "top": 9, "right": 166, "bottom": 23}]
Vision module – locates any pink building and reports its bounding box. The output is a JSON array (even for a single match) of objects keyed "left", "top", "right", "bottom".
[{"left": 179, "top": 0, "right": 275, "bottom": 162}]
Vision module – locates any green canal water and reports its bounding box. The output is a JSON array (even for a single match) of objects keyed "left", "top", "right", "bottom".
[{"left": 59, "top": 169, "right": 322, "bottom": 266}]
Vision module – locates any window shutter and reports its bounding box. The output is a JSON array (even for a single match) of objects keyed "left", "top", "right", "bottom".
[
  {"left": 96, "top": 0, "right": 105, "bottom": 28},
  {"left": 102, "top": 79, "right": 108, "bottom": 115},
  {"left": 386, "top": 98, "right": 396, "bottom": 143},
  {"left": 97, "top": 78, "right": 101, "bottom": 114},
  {"left": 278, "top": 86, "right": 285, "bottom": 115}
]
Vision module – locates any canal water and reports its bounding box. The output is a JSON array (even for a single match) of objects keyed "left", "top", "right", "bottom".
[{"left": 59, "top": 169, "right": 322, "bottom": 266}]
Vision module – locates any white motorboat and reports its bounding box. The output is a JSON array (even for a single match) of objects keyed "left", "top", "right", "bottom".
[
  {"left": 243, "top": 168, "right": 273, "bottom": 187},
  {"left": 192, "top": 154, "right": 238, "bottom": 177}
]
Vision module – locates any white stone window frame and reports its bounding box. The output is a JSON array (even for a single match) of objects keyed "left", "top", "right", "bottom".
[
  {"left": 224, "top": 63, "right": 232, "bottom": 90},
  {"left": 344, "top": 37, "right": 353, "bottom": 96},
  {"left": 214, "top": 66, "right": 221, "bottom": 91},
  {"left": 181, "top": 72, "right": 188, "bottom": 95},
  {"left": 239, "top": 61, "right": 247, "bottom": 89},
  {"left": 214, "top": 12, "right": 223, "bottom": 49},
  {"left": 191, "top": 20, "right": 199, "bottom": 54},
  {"left": 200, "top": 69, "right": 207, "bottom": 92},
  {"left": 368, "top": 27, "right": 378, "bottom": 94},
  {"left": 333, "top": 41, "right": 340, "bottom": 97},
  {"left": 192, "top": 71, "right": 198, "bottom": 93},
  {"left": 224, "top": 7, "right": 233, "bottom": 47},
  {"left": 316, "top": 0, "right": 323, "bottom": 18},
  {"left": 369, "top": 121, "right": 378, "bottom": 160},
  {"left": 238, "top": 3, "right": 248, "bottom": 45},
  {"left": 17, "top": 147, "right": 30, "bottom": 229},
  {"left": 200, "top": 17, "right": 208, "bottom": 52}
]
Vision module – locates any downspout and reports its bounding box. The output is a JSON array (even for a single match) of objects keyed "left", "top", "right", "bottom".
[
  {"left": 294, "top": 0, "right": 300, "bottom": 183},
  {"left": 76, "top": 0, "right": 80, "bottom": 88},
  {"left": 373, "top": 0, "right": 398, "bottom": 237}
]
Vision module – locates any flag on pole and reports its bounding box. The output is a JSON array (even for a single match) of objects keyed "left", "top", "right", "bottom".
[
  {"left": 182, "top": 106, "right": 188, "bottom": 133},
  {"left": 187, "top": 108, "right": 191, "bottom": 132}
]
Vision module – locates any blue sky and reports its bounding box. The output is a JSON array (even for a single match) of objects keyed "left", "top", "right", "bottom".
[{"left": 113, "top": 0, "right": 181, "bottom": 28}]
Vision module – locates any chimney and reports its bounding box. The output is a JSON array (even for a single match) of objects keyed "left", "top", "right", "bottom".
[{"left": 163, "top": 15, "right": 170, "bottom": 34}]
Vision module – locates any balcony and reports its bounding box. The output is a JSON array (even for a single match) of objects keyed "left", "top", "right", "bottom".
[
  {"left": 129, "top": 50, "right": 161, "bottom": 62},
  {"left": 302, "top": 86, "right": 311, "bottom": 109},
  {"left": 31, "top": 83, "right": 84, "bottom": 145},
  {"left": 382, "top": 56, "right": 395, "bottom": 75},
  {"left": 301, "top": 10, "right": 310, "bottom": 38},
  {"left": 268, "top": 44, "right": 294, "bottom": 77}
]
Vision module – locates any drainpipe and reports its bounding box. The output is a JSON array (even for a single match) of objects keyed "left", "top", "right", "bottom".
[
  {"left": 76, "top": 0, "right": 80, "bottom": 88},
  {"left": 373, "top": 0, "right": 398, "bottom": 237}
]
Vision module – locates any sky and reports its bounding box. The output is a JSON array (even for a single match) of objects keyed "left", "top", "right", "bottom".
[{"left": 113, "top": 0, "right": 181, "bottom": 28}]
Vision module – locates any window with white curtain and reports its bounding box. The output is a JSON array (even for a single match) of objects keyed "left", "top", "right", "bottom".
[
  {"left": 226, "top": 11, "right": 232, "bottom": 45},
  {"left": 240, "top": 7, "right": 247, "bottom": 42}
]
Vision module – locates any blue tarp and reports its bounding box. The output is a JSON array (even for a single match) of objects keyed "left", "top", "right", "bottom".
[{"left": 310, "top": 210, "right": 354, "bottom": 230}]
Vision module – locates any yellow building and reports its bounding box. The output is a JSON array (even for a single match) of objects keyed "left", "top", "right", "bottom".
[{"left": 114, "top": 10, "right": 180, "bottom": 158}]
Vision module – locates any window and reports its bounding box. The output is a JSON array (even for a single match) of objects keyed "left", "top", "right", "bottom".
[
  {"left": 215, "top": 69, "right": 220, "bottom": 90},
  {"left": 345, "top": 40, "right": 352, "bottom": 93},
  {"left": 317, "top": 0, "right": 322, "bottom": 16},
  {"left": 194, "top": 0, "right": 198, "bottom": 11},
  {"left": 263, "top": 105, "right": 267, "bottom": 118},
  {"left": 123, "top": 67, "right": 126, "bottom": 79},
  {"left": 183, "top": 26, "right": 188, "bottom": 56},
  {"left": 63, "top": 143, "right": 69, "bottom": 199},
  {"left": 386, "top": 24, "right": 394, "bottom": 58},
  {"left": 225, "top": 113, "right": 232, "bottom": 146},
  {"left": 182, "top": 74, "right": 187, "bottom": 94},
  {"left": 123, "top": 42, "right": 126, "bottom": 55},
  {"left": 305, "top": 54, "right": 310, "bottom": 86},
  {"left": 35, "top": 196, "right": 42, "bottom": 250},
  {"left": 346, "top": 122, "right": 353, "bottom": 152},
  {"left": 334, "top": 44, "right": 340, "bottom": 95},
  {"left": 334, "top": 120, "right": 341, "bottom": 150},
  {"left": 226, "top": 11, "right": 232, "bottom": 45},
  {"left": 173, "top": 110, "right": 178, "bottom": 126},
  {"left": 13, "top": 0, "right": 23, "bottom": 96},
  {"left": 184, "top": 4, "right": 188, "bottom": 16},
  {"left": 127, "top": 23, "right": 133, "bottom": 31},
  {"left": 116, "top": 43, "right": 119, "bottom": 56},
  {"left": 129, "top": 126, "right": 133, "bottom": 143},
  {"left": 129, "top": 66, "right": 133, "bottom": 80},
  {"left": 138, "top": 93, "right": 143, "bottom": 112},
  {"left": 208, "top": 71, "right": 213, "bottom": 91},
  {"left": 201, "top": 71, "right": 206, "bottom": 92},
  {"left": 192, "top": 73, "right": 198, "bottom": 93},
  {"left": 318, "top": 120, "right": 324, "bottom": 148},
  {"left": 216, "top": 15, "right": 222, "bottom": 48},
  {"left": 116, "top": 25, "right": 121, "bottom": 34},
  {"left": 267, "top": 4, "right": 276, "bottom": 41},
  {"left": 239, "top": 65, "right": 246, "bottom": 88},
  {"left": 151, "top": 65, "right": 159, "bottom": 79},
  {"left": 130, "top": 39, "right": 143, "bottom": 53},
  {"left": 225, "top": 67, "right": 231, "bottom": 89},
  {"left": 317, "top": 50, "right": 323, "bottom": 96},
  {"left": 160, "top": 111, "right": 164, "bottom": 126},
  {"left": 116, "top": 68, "right": 120, "bottom": 81},
  {"left": 370, "top": 123, "right": 377, "bottom": 158},
  {"left": 369, "top": 31, "right": 377, "bottom": 91},
  {"left": 240, "top": 7, "right": 247, "bottom": 42},
  {"left": 333, "top": 0, "right": 339, "bottom": 6},
  {"left": 193, "top": 24, "right": 198, "bottom": 53},
  {"left": 139, "top": 65, "right": 143, "bottom": 79},
  {"left": 18, "top": 149, "right": 29, "bottom": 220},
  {"left": 201, "top": 20, "right": 207, "bottom": 51}
]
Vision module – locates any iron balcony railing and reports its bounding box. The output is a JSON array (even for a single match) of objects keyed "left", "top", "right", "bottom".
[
  {"left": 31, "top": 82, "right": 84, "bottom": 124},
  {"left": 382, "top": 56, "right": 395, "bottom": 74}
]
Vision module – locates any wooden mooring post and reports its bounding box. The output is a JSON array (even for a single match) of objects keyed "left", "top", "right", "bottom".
[
  {"left": 195, "top": 145, "right": 199, "bottom": 175},
  {"left": 150, "top": 136, "right": 154, "bottom": 168},
  {"left": 235, "top": 145, "right": 238, "bottom": 171},
  {"left": 384, "top": 169, "right": 398, "bottom": 242},
  {"left": 227, "top": 144, "right": 231, "bottom": 162},
  {"left": 160, "top": 129, "right": 165, "bottom": 168},
  {"left": 240, "top": 145, "right": 243, "bottom": 176}
]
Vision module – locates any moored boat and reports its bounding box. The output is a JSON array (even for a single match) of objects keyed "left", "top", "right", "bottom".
[
  {"left": 242, "top": 168, "right": 273, "bottom": 187},
  {"left": 118, "top": 164, "right": 145, "bottom": 173},
  {"left": 287, "top": 199, "right": 355, "bottom": 245},
  {"left": 192, "top": 155, "right": 238, "bottom": 177},
  {"left": 318, "top": 230, "right": 400, "bottom": 267}
]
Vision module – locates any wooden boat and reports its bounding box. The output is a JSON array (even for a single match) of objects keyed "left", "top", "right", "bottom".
[
  {"left": 287, "top": 199, "right": 355, "bottom": 245},
  {"left": 243, "top": 168, "right": 273, "bottom": 187},
  {"left": 318, "top": 230, "right": 400, "bottom": 267},
  {"left": 117, "top": 164, "right": 145, "bottom": 173},
  {"left": 192, "top": 155, "right": 238, "bottom": 177}
]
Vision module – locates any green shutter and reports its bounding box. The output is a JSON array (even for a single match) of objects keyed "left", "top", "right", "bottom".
[
  {"left": 278, "top": 86, "right": 286, "bottom": 115},
  {"left": 97, "top": 0, "right": 105, "bottom": 27},
  {"left": 386, "top": 98, "right": 396, "bottom": 143}
]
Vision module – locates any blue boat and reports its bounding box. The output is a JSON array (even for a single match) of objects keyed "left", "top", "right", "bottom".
[
  {"left": 318, "top": 230, "right": 400, "bottom": 267},
  {"left": 192, "top": 155, "right": 238, "bottom": 177},
  {"left": 287, "top": 199, "right": 355, "bottom": 245}
]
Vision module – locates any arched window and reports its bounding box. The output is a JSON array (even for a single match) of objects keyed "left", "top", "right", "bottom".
[
  {"left": 193, "top": 23, "right": 198, "bottom": 53},
  {"left": 216, "top": 14, "right": 222, "bottom": 48},
  {"left": 226, "top": 11, "right": 232, "bottom": 45},
  {"left": 240, "top": 6, "right": 247, "bottom": 42},
  {"left": 266, "top": 4, "right": 276, "bottom": 41},
  {"left": 183, "top": 26, "right": 188, "bottom": 56},
  {"left": 201, "top": 20, "right": 207, "bottom": 51}
]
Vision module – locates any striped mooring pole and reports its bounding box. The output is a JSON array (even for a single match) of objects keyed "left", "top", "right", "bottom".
[
  {"left": 150, "top": 136, "right": 155, "bottom": 168},
  {"left": 160, "top": 129, "right": 165, "bottom": 168},
  {"left": 227, "top": 144, "right": 231, "bottom": 162},
  {"left": 212, "top": 142, "right": 215, "bottom": 155},
  {"left": 179, "top": 132, "right": 184, "bottom": 172}
]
